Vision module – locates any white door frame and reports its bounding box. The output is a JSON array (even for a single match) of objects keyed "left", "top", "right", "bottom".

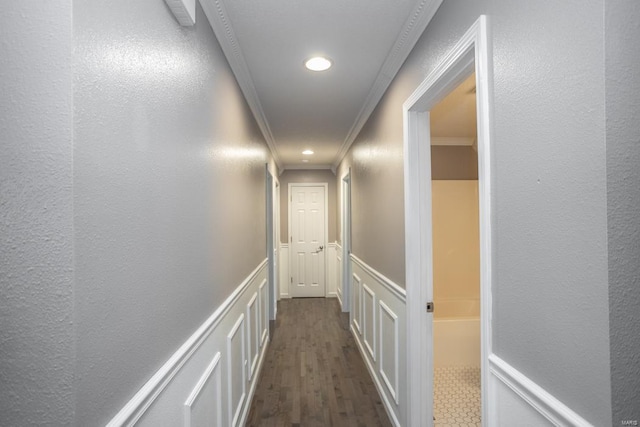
[
  {"left": 287, "top": 182, "right": 329, "bottom": 297},
  {"left": 266, "top": 166, "right": 277, "bottom": 321},
  {"left": 340, "top": 170, "right": 352, "bottom": 313},
  {"left": 403, "top": 16, "right": 494, "bottom": 426}
]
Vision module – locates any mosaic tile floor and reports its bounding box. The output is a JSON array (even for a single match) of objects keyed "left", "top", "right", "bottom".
[{"left": 434, "top": 366, "right": 481, "bottom": 427}]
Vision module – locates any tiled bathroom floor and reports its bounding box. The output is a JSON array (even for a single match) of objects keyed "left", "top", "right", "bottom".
[{"left": 434, "top": 366, "right": 481, "bottom": 427}]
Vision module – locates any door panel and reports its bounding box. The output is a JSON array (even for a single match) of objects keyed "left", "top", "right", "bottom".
[{"left": 290, "top": 185, "right": 326, "bottom": 297}]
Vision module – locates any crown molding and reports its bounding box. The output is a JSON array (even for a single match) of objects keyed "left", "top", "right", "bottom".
[
  {"left": 332, "top": 0, "right": 443, "bottom": 169},
  {"left": 431, "top": 136, "right": 475, "bottom": 146},
  {"left": 282, "top": 164, "right": 336, "bottom": 174},
  {"left": 200, "top": 0, "right": 283, "bottom": 171}
]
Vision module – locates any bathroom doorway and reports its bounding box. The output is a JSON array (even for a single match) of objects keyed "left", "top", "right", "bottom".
[
  {"left": 404, "top": 16, "right": 493, "bottom": 426},
  {"left": 430, "top": 73, "right": 481, "bottom": 426}
]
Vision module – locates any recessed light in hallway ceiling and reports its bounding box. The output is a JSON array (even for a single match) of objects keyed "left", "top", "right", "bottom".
[
  {"left": 304, "top": 56, "right": 332, "bottom": 72},
  {"left": 302, "top": 149, "right": 314, "bottom": 155}
]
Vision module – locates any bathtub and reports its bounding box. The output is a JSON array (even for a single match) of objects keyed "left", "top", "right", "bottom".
[{"left": 433, "top": 299, "right": 480, "bottom": 368}]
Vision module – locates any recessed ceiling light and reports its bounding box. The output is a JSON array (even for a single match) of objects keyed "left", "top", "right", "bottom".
[
  {"left": 302, "top": 149, "right": 314, "bottom": 155},
  {"left": 304, "top": 56, "right": 332, "bottom": 72}
]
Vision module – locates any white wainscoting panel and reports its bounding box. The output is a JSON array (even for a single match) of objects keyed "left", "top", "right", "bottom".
[
  {"left": 246, "top": 293, "right": 259, "bottom": 381},
  {"left": 350, "top": 255, "right": 406, "bottom": 427},
  {"left": 279, "top": 243, "right": 289, "bottom": 298},
  {"left": 352, "top": 273, "right": 362, "bottom": 334},
  {"left": 106, "top": 260, "right": 270, "bottom": 427},
  {"left": 489, "top": 354, "right": 593, "bottom": 426},
  {"left": 336, "top": 243, "right": 343, "bottom": 306},
  {"left": 227, "top": 314, "right": 246, "bottom": 427},
  {"left": 362, "top": 283, "right": 376, "bottom": 361},
  {"left": 183, "top": 352, "right": 222, "bottom": 427},
  {"left": 259, "top": 279, "right": 268, "bottom": 346},
  {"left": 379, "top": 300, "right": 399, "bottom": 405},
  {"left": 326, "top": 243, "right": 337, "bottom": 297}
]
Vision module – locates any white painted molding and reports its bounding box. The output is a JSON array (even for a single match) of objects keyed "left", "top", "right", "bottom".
[
  {"left": 105, "top": 259, "right": 267, "bottom": 427},
  {"left": 489, "top": 354, "right": 593, "bottom": 427},
  {"left": 227, "top": 314, "right": 247, "bottom": 427},
  {"left": 199, "top": 0, "right": 283, "bottom": 169},
  {"left": 332, "top": 0, "right": 444, "bottom": 168},
  {"left": 351, "top": 254, "right": 406, "bottom": 302},
  {"left": 362, "top": 283, "right": 376, "bottom": 361},
  {"left": 165, "top": 0, "right": 195, "bottom": 26},
  {"left": 379, "top": 300, "right": 400, "bottom": 406},
  {"left": 352, "top": 273, "right": 362, "bottom": 334},
  {"left": 351, "top": 324, "right": 401, "bottom": 427},
  {"left": 326, "top": 291, "right": 337, "bottom": 298},
  {"left": 237, "top": 332, "right": 270, "bottom": 427},
  {"left": 259, "top": 279, "right": 268, "bottom": 346},
  {"left": 183, "top": 352, "right": 221, "bottom": 427},
  {"left": 246, "top": 292, "right": 259, "bottom": 380}
]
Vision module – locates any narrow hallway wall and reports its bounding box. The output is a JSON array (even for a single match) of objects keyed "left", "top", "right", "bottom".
[
  {"left": 0, "top": 2, "right": 75, "bottom": 425},
  {"left": 338, "top": 1, "right": 611, "bottom": 425},
  {"left": 73, "top": 1, "right": 273, "bottom": 424},
  {"left": 606, "top": 1, "right": 640, "bottom": 424}
]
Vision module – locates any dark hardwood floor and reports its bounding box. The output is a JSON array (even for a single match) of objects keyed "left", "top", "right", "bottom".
[{"left": 246, "top": 298, "right": 392, "bottom": 427}]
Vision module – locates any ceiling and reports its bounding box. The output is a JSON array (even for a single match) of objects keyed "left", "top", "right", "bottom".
[
  {"left": 431, "top": 73, "right": 477, "bottom": 144},
  {"left": 199, "top": 0, "right": 443, "bottom": 171}
]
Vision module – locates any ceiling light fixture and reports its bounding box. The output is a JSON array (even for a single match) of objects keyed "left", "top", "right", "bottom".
[
  {"left": 304, "top": 56, "right": 332, "bottom": 72},
  {"left": 302, "top": 149, "right": 314, "bottom": 155}
]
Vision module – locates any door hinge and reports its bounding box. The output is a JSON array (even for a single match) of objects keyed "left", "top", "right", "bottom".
[{"left": 426, "top": 302, "right": 434, "bottom": 313}]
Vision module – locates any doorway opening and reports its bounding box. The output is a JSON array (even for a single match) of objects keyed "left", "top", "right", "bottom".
[
  {"left": 404, "top": 16, "right": 493, "bottom": 426},
  {"left": 430, "top": 73, "right": 481, "bottom": 425}
]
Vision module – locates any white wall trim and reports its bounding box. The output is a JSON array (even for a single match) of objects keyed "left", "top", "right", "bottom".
[
  {"left": 352, "top": 324, "right": 401, "bottom": 427},
  {"left": 362, "top": 283, "right": 376, "bottom": 361},
  {"left": 332, "top": 0, "right": 444, "bottom": 168},
  {"left": 489, "top": 355, "right": 593, "bottom": 427},
  {"left": 227, "top": 313, "right": 247, "bottom": 427},
  {"left": 183, "top": 352, "right": 222, "bottom": 427},
  {"left": 246, "top": 292, "right": 259, "bottom": 381},
  {"left": 351, "top": 254, "right": 406, "bottom": 302},
  {"left": 379, "top": 300, "right": 400, "bottom": 406},
  {"left": 105, "top": 259, "right": 267, "bottom": 427},
  {"left": 352, "top": 273, "right": 362, "bottom": 334}
]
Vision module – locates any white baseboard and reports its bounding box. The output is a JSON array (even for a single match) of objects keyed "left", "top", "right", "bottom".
[
  {"left": 106, "top": 260, "right": 269, "bottom": 427},
  {"left": 489, "top": 354, "right": 593, "bottom": 426},
  {"left": 327, "top": 291, "right": 337, "bottom": 298}
]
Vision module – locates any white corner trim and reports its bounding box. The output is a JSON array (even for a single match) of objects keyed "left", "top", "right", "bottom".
[
  {"left": 332, "top": 0, "right": 444, "bottom": 168},
  {"left": 165, "top": 0, "right": 195, "bottom": 26},
  {"left": 489, "top": 354, "right": 594, "bottom": 427},
  {"left": 351, "top": 324, "right": 401, "bottom": 427},
  {"left": 350, "top": 254, "right": 406, "bottom": 301},
  {"left": 199, "top": 0, "right": 282, "bottom": 170},
  {"left": 105, "top": 259, "right": 267, "bottom": 427}
]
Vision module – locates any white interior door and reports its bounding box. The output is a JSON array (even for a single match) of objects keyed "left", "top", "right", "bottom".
[{"left": 290, "top": 184, "right": 326, "bottom": 298}]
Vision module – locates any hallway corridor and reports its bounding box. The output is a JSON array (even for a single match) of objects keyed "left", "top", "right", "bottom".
[{"left": 246, "top": 298, "right": 392, "bottom": 426}]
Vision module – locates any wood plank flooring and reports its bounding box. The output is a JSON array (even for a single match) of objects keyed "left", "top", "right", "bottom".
[{"left": 246, "top": 298, "right": 392, "bottom": 427}]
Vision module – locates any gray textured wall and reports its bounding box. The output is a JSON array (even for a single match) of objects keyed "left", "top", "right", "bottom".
[
  {"left": 338, "top": 0, "right": 612, "bottom": 424},
  {"left": 0, "top": 2, "right": 75, "bottom": 425},
  {"left": 279, "top": 169, "right": 337, "bottom": 243},
  {"left": 73, "top": 1, "right": 270, "bottom": 424},
  {"left": 606, "top": 1, "right": 640, "bottom": 425}
]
